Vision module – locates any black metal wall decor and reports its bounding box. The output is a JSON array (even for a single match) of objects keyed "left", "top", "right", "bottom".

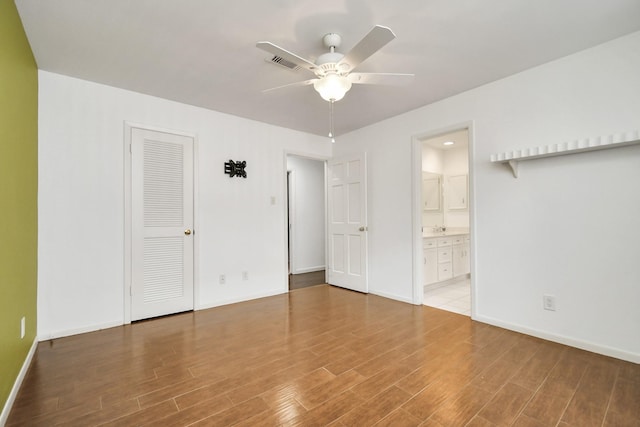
[{"left": 224, "top": 160, "right": 247, "bottom": 178}]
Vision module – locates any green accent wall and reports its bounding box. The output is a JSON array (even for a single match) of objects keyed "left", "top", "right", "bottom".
[{"left": 0, "top": 0, "right": 38, "bottom": 412}]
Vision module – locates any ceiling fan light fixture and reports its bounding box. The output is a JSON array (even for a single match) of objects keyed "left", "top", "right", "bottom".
[{"left": 313, "top": 74, "right": 352, "bottom": 102}]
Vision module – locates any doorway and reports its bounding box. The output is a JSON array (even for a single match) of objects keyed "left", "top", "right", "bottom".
[
  {"left": 286, "top": 155, "right": 326, "bottom": 290},
  {"left": 412, "top": 124, "right": 474, "bottom": 316}
]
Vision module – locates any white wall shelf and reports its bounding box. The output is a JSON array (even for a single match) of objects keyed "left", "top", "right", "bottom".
[{"left": 490, "top": 130, "right": 640, "bottom": 178}]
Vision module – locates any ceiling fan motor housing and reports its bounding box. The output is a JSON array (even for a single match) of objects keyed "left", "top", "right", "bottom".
[
  {"left": 316, "top": 33, "right": 349, "bottom": 77},
  {"left": 315, "top": 52, "right": 345, "bottom": 75}
]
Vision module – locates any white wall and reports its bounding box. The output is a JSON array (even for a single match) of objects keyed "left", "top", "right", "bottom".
[
  {"left": 38, "top": 71, "right": 331, "bottom": 339},
  {"left": 335, "top": 31, "right": 640, "bottom": 362},
  {"left": 287, "top": 155, "right": 326, "bottom": 274},
  {"left": 421, "top": 145, "right": 443, "bottom": 173}
]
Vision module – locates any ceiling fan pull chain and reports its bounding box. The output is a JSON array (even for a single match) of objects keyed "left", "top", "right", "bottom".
[{"left": 329, "top": 101, "right": 336, "bottom": 143}]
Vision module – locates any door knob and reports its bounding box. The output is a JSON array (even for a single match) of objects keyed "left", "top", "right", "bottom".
[
  {"left": 359, "top": 226, "right": 368, "bottom": 232},
  {"left": 184, "top": 229, "right": 192, "bottom": 235}
]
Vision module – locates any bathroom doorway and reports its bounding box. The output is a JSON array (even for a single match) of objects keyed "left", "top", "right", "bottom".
[{"left": 412, "top": 125, "right": 474, "bottom": 316}]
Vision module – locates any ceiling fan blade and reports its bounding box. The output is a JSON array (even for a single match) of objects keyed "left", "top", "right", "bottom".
[
  {"left": 262, "top": 78, "right": 317, "bottom": 93},
  {"left": 348, "top": 72, "right": 414, "bottom": 85},
  {"left": 256, "top": 41, "right": 317, "bottom": 74},
  {"left": 338, "top": 25, "right": 396, "bottom": 72}
]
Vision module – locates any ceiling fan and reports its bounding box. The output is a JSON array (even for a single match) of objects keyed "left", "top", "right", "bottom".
[{"left": 256, "top": 25, "right": 414, "bottom": 103}]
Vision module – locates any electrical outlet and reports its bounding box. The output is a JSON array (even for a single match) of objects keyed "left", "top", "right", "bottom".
[
  {"left": 543, "top": 294, "right": 556, "bottom": 311},
  {"left": 242, "top": 271, "right": 249, "bottom": 281},
  {"left": 21, "top": 316, "right": 25, "bottom": 339},
  {"left": 219, "top": 274, "right": 226, "bottom": 285}
]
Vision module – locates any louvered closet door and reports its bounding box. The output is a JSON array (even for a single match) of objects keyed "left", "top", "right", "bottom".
[{"left": 131, "top": 128, "right": 194, "bottom": 321}]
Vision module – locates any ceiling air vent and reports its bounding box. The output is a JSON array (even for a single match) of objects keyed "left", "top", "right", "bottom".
[{"left": 268, "top": 55, "right": 301, "bottom": 71}]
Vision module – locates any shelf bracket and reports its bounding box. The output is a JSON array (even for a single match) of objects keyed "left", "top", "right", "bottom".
[{"left": 507, "top": 160, "right": 519, "bottom": 178}]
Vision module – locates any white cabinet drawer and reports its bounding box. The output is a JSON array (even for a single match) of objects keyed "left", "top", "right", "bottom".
[
  {"left": 437, "top": 237, "right": 452, "bottom": 247},
  {"left": 438, "top": 262, "right": 453, "bottom": 281},
  {"left": 423, "top": 238, "right": 437, "bottom": 249},
  {"left": 452, "top": 236, "right": 464, "bottom": 245},
  {"left": 437, "top": 247, "right": 452, "bottom": 263}
]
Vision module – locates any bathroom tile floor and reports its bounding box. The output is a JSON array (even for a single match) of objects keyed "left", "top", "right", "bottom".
[{"left": 424, "top": 277, "right": 471, "bottom": 316}]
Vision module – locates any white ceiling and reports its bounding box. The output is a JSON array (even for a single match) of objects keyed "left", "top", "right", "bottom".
[{"left": 15, "top": 0, "right": 640, "bottom": 138}]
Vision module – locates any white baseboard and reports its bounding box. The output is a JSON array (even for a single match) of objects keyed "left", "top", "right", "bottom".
[
  {"left": 1, "top": 337, "right": 38, "bottom": 426},
  {"left": 42, "top": 320, "right": 123, "bottom": 341},
  {"left": 370, "top": 290, "right": 414, "bottom": 305},
  {"left": 473, "top": 314, "right": 640, "bottom": 364},
  {"left": 291, "top": 266, "right": 325, "bottom": 274}
]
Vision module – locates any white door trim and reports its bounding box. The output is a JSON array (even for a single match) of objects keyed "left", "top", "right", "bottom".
[
  {"left": 411, "top": 140, "right": 424, "bottom": 305},
  {"left": 283, "top": 150, "right": 330, "bottom": 292},
  {"left": 287, "top": 169, "right": 296, "bottom": 274},
  {"left": 410, "top": 121, "right": 477, "bottom": 316},
  {"left": 123, "top": 122, "right": 200, "bottom": 324}
]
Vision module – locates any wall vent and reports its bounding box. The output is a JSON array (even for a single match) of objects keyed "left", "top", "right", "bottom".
[{"left": 268, "top": 55, "right": 301, "bottom": 71}]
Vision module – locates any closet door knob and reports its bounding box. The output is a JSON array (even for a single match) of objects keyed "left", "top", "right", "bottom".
[{"left": 184, "top": 229, "right": 192, "bottom": 235}]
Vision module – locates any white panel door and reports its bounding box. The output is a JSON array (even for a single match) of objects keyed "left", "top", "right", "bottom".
[
  {"left": 327, "top": 153, "right": 368, "bottom": 293},
  {"left": 131, "top": 128, "right": 194, "bottom": 321}
]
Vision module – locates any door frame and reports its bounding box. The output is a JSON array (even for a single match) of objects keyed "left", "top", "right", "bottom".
[
  {"left": 287, "top": 169, "right": 299, "bottom": 274},
  {"left": 410, "top": 121, "right": 477, "bottom": 316},
  {"left": 283, "top": 151, "right": 330, "bottom": 291},
  {"left": 123, "top": 122, "right": 200, "bottom": 324},
  {"left": 287, "top": 170, "right": 295, "bottom": 274}
]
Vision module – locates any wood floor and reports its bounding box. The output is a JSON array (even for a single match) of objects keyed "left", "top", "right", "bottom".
[
  {"left": 289, "top": 270, "right": 326, "bottom": 290},
  {"left": 8, "top": 285, "right": 640, "bottom": 426}
]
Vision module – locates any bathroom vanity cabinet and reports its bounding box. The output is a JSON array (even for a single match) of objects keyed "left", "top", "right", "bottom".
[{"left": 423, "top": 234, "right": 469, "bottom": 285}]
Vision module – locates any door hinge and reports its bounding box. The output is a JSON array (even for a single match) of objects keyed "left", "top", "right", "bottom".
[
  {"left": 129, "top": 143, "right": 132, "bottom": 153},
  {"left": 129, "top": 286, "right": 132, "bottom": 296}
]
